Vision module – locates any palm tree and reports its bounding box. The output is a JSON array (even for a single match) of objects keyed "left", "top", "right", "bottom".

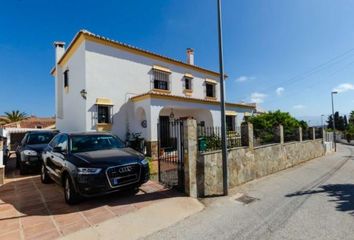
[{"left": 3, "top": 110, "right": 29, "bottom": 123}]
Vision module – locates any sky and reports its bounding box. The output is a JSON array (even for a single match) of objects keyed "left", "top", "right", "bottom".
[{"left": 1, "top": 0, "right": 354, "bottom": 125}]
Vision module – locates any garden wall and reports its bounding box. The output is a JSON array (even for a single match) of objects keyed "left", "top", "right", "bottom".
[{"left": 197, "top": 139, "right": 325, "bottom": 197}]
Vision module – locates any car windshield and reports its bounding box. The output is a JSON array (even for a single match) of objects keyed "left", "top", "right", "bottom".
[
  {"left": 70, "top": 135, "right": 125, "bottom": 153},
  {"left": 27, "top": 132, "right": 56, "bottom": 145}
]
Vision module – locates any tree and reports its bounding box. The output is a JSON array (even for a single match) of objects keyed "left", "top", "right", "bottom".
[
  {"left": 344, "top": 115, "right": 348, "bottom": 128},
  {"left": 326, "top": 111, "right": 346, "bottom": 131},
  {"left": 248, "top": 110, "right": 302, "bottom": 129},
  {"left": 247, "top": 110, "right": 306, "bottom": 143},
  {"left": 3, "top": 110, "right": 28, "bottom": 123},
  {"left": 349, "top": 111, "right": 354, "bottom": 125},
  {"left": 299, "top": 120, "right": 308, "bottom": 129}
]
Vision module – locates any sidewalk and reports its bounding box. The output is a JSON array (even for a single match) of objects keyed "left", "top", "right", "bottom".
[
  {"left": 0, "top": 157, "right": 204, "bottom": 240},
  {"left": 338, "top": 139, "right": 354, "bottom": 146},
  {"left": 59, "top": 197, "right": 204, "bottom": 240}
]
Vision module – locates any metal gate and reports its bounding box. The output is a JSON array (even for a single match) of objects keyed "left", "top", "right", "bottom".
[{"left": 157, "top": 119, "right": 184, "bottom": 191}]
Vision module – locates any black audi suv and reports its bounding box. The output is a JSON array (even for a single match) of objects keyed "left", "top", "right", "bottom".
[
  {"left": 41, "top": 132, "right": 150, "bottom": 204},
  {"left": 16, "top": 131, "right": 58, "bottom": 174}
]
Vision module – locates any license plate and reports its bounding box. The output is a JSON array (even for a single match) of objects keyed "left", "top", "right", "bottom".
[{"left": 112, "top": 178, "right": 119, "bottom": 185}]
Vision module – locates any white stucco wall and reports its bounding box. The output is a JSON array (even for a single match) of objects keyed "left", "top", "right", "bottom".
[
  {"left": 132, "top": 97, "right": 253, "bottom": 141},
  {"left": 84, "top": 40, "right": 221, "bottom": 140},
  {"left": 55, "top": 43, "right": 87, "bottom": 132},
  {"left": 55, "top": 37, "right": 254, "bottom": 142}
]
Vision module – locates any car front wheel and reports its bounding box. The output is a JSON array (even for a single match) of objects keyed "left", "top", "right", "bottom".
[
  {"left": 64, "top": 176, "right": 81, "bottom": 205},
  {"left": 41, "top": 164, "right": 52, "bottom": 184}
]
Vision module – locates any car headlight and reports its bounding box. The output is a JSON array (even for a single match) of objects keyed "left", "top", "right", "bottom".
[
  {"left": 77, "top": 168, "right": 102, "bottom": 175},
  {"left": 141, "top": 158, "right": 149, "bottom": 165},
  {"left": 23, "top": 150, "right": 38, "bottom": 156}
]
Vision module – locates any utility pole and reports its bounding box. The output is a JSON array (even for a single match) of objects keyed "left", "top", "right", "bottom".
[
  {"left": 217, "top": 0, "right": 228, "bottom": 196},
  {"left": 331, "top": 91, "right": 338, "bottom": 151}
]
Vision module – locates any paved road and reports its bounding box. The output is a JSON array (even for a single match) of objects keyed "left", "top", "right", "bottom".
[{"left": 144, "top": 144, "right": 354, "bottom": 240}]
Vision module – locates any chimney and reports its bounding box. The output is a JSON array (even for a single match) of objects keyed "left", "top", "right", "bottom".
[
  {"left": 186, "top": 48, "right": 194, "bottom": 65},
  {"left": 54, "top": 41, "right": 66, "bottom": 64}
]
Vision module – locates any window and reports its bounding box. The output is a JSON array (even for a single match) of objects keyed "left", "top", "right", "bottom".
[
  {"left": 56, "top": 135, "right": 68, "bottom": 152},
  {"left": 226, "top": 116, "right": 235, "bottom": 131},
  {"left": 70, "top": 135, "right": 125, "bottom": 153},
  {"left": 98, "top": 105, "right": 110, "bottom": 124},
  {"left": 27, "top": 132, "right": 57, "bottom": 145},
  {"left": 49, "top": 134, "right": 61, "bottom": 148},
  {"left": 184, "top": 78, "right": 192, "bottom": 90},
  {"left": 206, "top": 83, "right": 215, "bottom": 98},
  {"left": 153, "top": 70, "right": 169, "bottom": 91},
  {"left": 64, "top": 70, "right": 69, "bottom": 90}
]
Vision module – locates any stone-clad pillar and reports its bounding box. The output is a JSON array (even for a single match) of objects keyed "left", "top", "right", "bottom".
[
  {"left": 241, "top": 122, "right": 254, "bottom": 149},
  {"left": 183, "top": 119, "right": 198, "bottom": 198},
  {"left": 312, "top": 128, "right": 316, "bottom": 140},
  {"left": 299, "top": 127, "right": 303, "bottom": 142},
  {"left": 248, "top": 122, "right": 254, "bottom": 150},
  {"left": 279, "top": 125, "right": 284, "bottom": 144}
]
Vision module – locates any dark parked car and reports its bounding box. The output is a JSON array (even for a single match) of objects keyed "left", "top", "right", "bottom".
[
  {"left": 41, "top": 132, "right": 150, "bottom": 204},
  {"left": 16, "top": 131, "right": 58, "bottom": 174}
]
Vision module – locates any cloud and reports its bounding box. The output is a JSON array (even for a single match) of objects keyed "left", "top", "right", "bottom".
[
  {"left": 293, "top": 104, "right": 305, "bottom": 109},
  {"left": 333, "top": 83, "right": 354, "bottom": 93},
  {"left": 276, "top": 87, "right": 284, "bottom": 96},
  {"left": 235, "top": 76, "right": 255, "bottom": 82},
  {"left": 250, "top": 92, "right": 267, "bottom": 103}
]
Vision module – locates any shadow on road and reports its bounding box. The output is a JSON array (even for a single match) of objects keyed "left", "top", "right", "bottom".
[{"left": 286, "top": 184, "right": 354, "bottom": 216}]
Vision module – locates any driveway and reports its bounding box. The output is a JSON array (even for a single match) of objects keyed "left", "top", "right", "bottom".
[
  {"left": 0, "top": 158, "right": 181, "bottom": 240},
  {"left": 145, "top": 144, "right": 354, "bottom": 240}
]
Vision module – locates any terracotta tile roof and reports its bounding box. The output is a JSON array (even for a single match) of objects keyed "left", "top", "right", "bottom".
[
  {"left": 3, "top": 117, "right": 55, "bottom": 129},
  {"left": 130, "top": 91, "right": 256, "bottom": 109}
]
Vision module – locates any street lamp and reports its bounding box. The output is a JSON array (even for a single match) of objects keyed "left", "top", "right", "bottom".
[
  {"left": 217, "top": 0, "right": 228, "bottom": 196},
  {"left": 331, "top": 91, "right": 338, "bottom": 151}
]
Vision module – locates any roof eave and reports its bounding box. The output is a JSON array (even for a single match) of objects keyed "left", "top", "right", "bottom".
[{"left": 50, "top": 30, "right": 226, "bottom": 78}]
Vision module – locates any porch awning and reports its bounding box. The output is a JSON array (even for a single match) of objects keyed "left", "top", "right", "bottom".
[
  {"left": 152, "top": 65, "right": 171, "bottom": 74},
  {"left": 95, "top": 98, "right": 114, "bottom": 106},
  {"left": 205, "top": 78, "right": 217, "bottom": 84},
  {"left": 225, "top": 111, "right": 237, "bottom": 116}
]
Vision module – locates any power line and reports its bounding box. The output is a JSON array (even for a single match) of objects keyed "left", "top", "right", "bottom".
[
  {"left": 263, "top": 59, "right": 354, "bottom": 106},
  {"left": 237, "top": 47, "right": 354, "bottom": 101}
]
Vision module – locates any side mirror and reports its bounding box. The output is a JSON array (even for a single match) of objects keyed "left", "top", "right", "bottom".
[{"left": 53, "top": 146, "right": 63, "bottom": 153}]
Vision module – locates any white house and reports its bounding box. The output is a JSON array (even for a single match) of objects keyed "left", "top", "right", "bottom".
[{"left": 51, "top": 30, "right": 256, "bottom": 157}]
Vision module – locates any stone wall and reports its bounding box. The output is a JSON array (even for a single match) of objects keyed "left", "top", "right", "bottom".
[
  {"left": 145, "top": 141, "right": 158, "bottom": 160},
  {"left": 197, "top": 139, "right": 325, "bottom": 197}
]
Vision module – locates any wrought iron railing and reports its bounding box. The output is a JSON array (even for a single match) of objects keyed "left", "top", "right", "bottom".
[{"left": 197, "top": 126, "right": 242, "bottom": 152}]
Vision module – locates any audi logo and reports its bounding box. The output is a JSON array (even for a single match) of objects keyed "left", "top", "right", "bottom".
[{"left": 118, "top": 166, "right": 133, "bottom": 173}]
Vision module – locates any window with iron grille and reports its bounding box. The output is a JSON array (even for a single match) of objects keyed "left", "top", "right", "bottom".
[
  {"left": 185, "top": 78, "right": 192, "bottom": 90},
  {"left": 206, "top": 83, "right": 215, "bottom": 97},
  {"left": 64, "top": 70, "right": 69, "bottom": 89},
  {"left": 226, "top": 116, "right": 235, "bottom": 131},
  {"left": 98, "top": 106, "right": 111, "bottom": 123},
  {"left": 153, "top": 70, "right": 169, "bottom": 90}
]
